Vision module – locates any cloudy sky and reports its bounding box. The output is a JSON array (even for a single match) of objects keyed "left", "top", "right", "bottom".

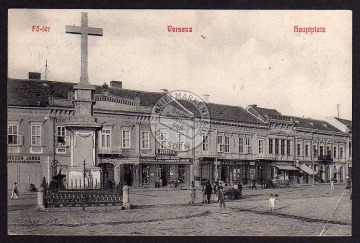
[{"left": 8, "top": 9, "right": 352, "bottom": 120}]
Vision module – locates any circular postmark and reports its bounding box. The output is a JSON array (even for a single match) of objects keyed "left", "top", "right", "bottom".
[{"left": 150, "top": 90, "right": 211, "bottom": 152}]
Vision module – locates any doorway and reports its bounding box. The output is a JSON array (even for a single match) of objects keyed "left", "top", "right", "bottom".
[
  {"left": 124, "top": 164, "right": 133, "bottom": 186},
  {"left": 98, "top": 163, "right": 115, "bottom": 189},
  {"left": 160, "top": 165, "right": 170, "bottom": 186}
]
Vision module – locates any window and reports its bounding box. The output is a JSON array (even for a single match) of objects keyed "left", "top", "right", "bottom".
[
  {"left": 31, "top": 125, "right": 41, "bottom": 146},
  {"left": 245, "top": 137, "right": 251, "bottom": 154},
  {"left": 280, "top": 139, "right": 285, "bottom": 155},
  {"left": 202, "top": 135, "right": 209, "bottom": 152},
  {"left": 340, "top": 147, "right": 344, "bottom": 159},
  {"left": 319, "top": 145, "right": 324, "bottom": 156},
  {"left": 327, "top": 146, "right": 331, "bottom": 156},
  {"left": 313, "top": 145, "right": 318, "bottom": 157},
  {"left": 8, "top": 124, "right": 19, "bottom": 145},
  {"left": 239, "top": 137, "right": 244, "bottom": 153},
  {"left": 275, "top": 139, "right": 279, "bottom": 155},
  {"left": 217, "top": 135, "right": 224, "bottom": 153},
  {"left": 141, "top": 131, "right": 150, "bottom": 149},
  {"left": 269, "top": 139, "right": 273, "bottom": 154},
  {"left": 349, "top": 142, "right": 352, "bottom": 157},
  {"left": 178, "top": 133, "right": 185, "bottom": 151},
  {"left": 297, "top": 144, "right": 301, "bottom": 156},
  {"left": 100, "top": 129, "right": 111, "bottom": 149},
  {"left": 225, "top": 136, "right": 230, "bottom": 153},
  {"left": 57, "top": 126, "right": 66, "bottom": 146},
  {"left": 160, "top": 131, "right": 168, "bottom": 149},
  {"left": 258, "top": 139, "right": 264, "bottom": 154},
  {"left": 287, "top": 140, "right": 291, "bottom": 155},
  {"left": 122, "top": 129, "right": 130, "bottom": 148},
  {"left": 333, "top": 147, "right": 337, "bottom": 158},
  {"left": 305, "top": 144, "right": 309, "bottom": 156}
]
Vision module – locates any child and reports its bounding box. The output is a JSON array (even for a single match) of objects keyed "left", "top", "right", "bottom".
[
  {"left": 269, "top": 194, "right": 276, "bottom": 213},
  {"left": 219, "top": 185, "right": 226, "bottom": 213},
  {"left": 331, "top": 180, "right": 335, "bottom": 190},
  {"left": 189, "top": 181, "right": 196, "bottom": 205}
]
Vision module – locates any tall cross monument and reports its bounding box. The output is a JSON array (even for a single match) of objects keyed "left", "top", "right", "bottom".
[{"left": 64, "top": 12, "right": 103, "bottom": 189}]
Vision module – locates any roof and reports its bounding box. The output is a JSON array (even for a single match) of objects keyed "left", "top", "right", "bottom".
[
  {"left": 8, "top": 79, "right": 74, "bottom": 107},
  {"left": 7, "top": 78, "right": 266, "bottom": 125},
  {"left": 252, "top": 106, "right": 282, "bottom": 118},
  {"left": 291, "top": 116, "right": 342, "bottom": 133},
  {"left": 334, "top": 117, "right": 352, "bottom": 130}
]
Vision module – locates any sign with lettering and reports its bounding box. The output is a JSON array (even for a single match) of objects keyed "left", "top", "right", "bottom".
[
  {"left": 8, "top": 155, "right": 41, "bottom": 163},
  {"left": 155, "top": 149, "right": 177, "bottom": 156}
]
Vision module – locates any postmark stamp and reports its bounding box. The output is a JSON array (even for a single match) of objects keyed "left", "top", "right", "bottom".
[{"left": 150, "top": 90, "right": 210, "bottom": 152}]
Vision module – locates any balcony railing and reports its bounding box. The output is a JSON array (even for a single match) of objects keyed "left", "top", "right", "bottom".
[{"left": 318, "top": 155, "right": 333, "bottom": 161}]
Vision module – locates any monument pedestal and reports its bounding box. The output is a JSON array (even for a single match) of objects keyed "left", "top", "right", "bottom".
[{"left": 64, "top": 166, "right": 101, "bottom": 189}]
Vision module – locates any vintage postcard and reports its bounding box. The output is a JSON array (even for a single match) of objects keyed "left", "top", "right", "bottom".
[{"left": 7, "top": 9, "right": 352, "bottom": 236}]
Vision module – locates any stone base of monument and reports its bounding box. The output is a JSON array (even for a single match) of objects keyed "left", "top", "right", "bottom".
[{"left": 64, "top": 166, "right": 101, "bottom": 189}]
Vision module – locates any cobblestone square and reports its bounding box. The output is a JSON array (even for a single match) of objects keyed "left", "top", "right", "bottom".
[{"left": 8, "top": 184, "right": 351, "bottom": 236}]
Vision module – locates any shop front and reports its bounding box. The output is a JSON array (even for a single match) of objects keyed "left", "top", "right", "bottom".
[
  {"left": 271, "top": 162, "right": 299, "bottom": 183},
  {"left": 216, "top": 160, "right": 256, "bottom": 185},
  {"left": 140, "top": 156, "right": 192, "bottom": 188}
]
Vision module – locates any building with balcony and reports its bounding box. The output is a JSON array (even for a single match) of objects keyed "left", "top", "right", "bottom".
[
  {"left": 247, "top": 105, "right": 351, "bottom": 184},
  {"left": 7, "top": 76, "right": 352, "bottom": 191}
]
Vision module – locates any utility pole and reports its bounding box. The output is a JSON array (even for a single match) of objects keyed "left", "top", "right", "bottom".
[{"left": 337, "top": 104, "right": 340, "bottom": 118}]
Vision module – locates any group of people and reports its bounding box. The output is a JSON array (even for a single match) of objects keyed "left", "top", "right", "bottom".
[{"left": 189, "top": 180, "right": 228, "bottom": 213}]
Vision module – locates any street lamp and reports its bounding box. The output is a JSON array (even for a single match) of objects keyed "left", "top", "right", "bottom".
[{"left": 259, "top": 165, "right": 264, "bottom": 188}]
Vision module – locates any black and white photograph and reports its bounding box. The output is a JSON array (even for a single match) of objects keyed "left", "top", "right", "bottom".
[{"left": 7, "top": 9, "right": 352, "bottom": 236}]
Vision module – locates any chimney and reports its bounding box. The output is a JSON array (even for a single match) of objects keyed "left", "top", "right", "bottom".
[
  {"left": 202, "top": 94, "right": 209, "bottom": 103},
  {"left": 29, "top": 72, "right": 41, "bottom": 80},
  {"left": 110, "top": 81, "right": 122, "bottom": 89}
]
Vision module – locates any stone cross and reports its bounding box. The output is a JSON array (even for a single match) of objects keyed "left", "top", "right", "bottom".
[{"left": 66, "top": 12, "right": 103, "bottom": 84}]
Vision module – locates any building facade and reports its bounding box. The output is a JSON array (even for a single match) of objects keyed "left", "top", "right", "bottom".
[{"left": 7, "top": 77, "right": 352, "bottom": 191}]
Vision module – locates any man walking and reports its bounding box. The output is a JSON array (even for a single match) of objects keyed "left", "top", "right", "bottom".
[{"left": 205, "top": 180, "right": 213, "bottom": 203}]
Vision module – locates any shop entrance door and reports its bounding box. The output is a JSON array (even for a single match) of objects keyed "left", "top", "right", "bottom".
[
  {"left": 98, "top": 163, "right": 115, "bottom": 189},
  {"left": 124, "top": 164, "right": 133, "bottom": 186},
  {"left": 160, "top": 165, "right": 170, "bottom": 186}
]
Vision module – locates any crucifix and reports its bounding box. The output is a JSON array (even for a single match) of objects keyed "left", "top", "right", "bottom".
[{"left": 66, "top": 12, "right": 103, "bottom": 84}]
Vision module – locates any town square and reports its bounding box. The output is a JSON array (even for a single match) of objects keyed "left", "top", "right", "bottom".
[{"left": 7, "top": 10, "right": 351, "bottom": 237}]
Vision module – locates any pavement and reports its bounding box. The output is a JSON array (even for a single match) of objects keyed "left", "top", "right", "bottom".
[{"left": 7, "top": 183, "right": 352, "bottom": 236}]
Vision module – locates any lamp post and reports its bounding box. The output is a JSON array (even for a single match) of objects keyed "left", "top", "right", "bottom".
[
  {"left": 83, "top": 159, "right": 86, "bottom": 211},
  {"left": 259, "top": 165, "right": 263, "bottom": 188}
]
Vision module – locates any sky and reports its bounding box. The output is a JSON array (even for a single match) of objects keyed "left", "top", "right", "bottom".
[{"left": 8, "top": 9, "right": 352, "bottom": 121}]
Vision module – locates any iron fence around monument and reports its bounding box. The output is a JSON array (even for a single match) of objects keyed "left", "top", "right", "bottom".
[{"left": 45, "top": 189, "right": 123, "bottom": 207}]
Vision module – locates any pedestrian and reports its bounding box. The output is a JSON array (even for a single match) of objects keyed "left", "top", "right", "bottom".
[
  {"left": 251, "top": 178, "right": 257, "bottom": 190},
  {"left": 11, "top": 182, "right": 19, "bottom": 200},
  {"left": 331, "top": 179, "right": 335, "bottom": 190},
  {"left": 205, "top": 180, "right": 213, "bottom": 203},
  {"left": 189, "top": 181, "right": 196, "bottom": 205},
  {"left": 218, "top": 184, "right": 226, "bottom": 213},
  {"left": 213, "top": 181, "right": 218, "bottom": 202},
  {"left": 269, "top": 194, "right": 276, "bottom": 213},
  {"left": 201, "top": 182, "right": 207, "bottom": 203}
]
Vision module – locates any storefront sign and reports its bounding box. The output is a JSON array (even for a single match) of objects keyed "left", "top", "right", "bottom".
[
  {"left": 140, "top": 157, "right": 192, "bottom": 163},
  {"left": 7, "top": 155, "right": 41, "bottom": 163},
  {"left": 249, "top": 162, "right": 256, "bottom": 166},
  {"left": 155, "top": 149, "right": 177, "bottom": 156}
]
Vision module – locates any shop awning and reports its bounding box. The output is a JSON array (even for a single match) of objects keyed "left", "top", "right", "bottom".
[
  {"left": 272, "top": 165, "right": 299, "bottom": 171},
  {"left": 299, "top": 164, "right": 318, "bottom": 175}
]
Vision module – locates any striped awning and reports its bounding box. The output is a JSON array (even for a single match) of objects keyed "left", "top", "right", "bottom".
[
  {"left": 299, "top": 164, "right": 318, "bottom": 175},
  {"left": 272, "top": 165, "right": 299, "bottom": 171}
]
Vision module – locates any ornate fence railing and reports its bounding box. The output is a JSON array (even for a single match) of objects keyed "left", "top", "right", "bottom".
[{"left": 45, "top": 189, "right": 123, "bottom": 207}]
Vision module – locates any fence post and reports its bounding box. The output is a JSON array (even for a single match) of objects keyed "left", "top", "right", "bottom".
[
  {"left": 122, "top": 185, "right": 130, "bottom": 209},
  {"left": 37, "top": 187, "right": 45, "bottom": 211}
]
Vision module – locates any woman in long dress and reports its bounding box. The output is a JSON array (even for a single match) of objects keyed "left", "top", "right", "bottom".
[
  {"left": 189, "top": 181, "right": 196, "bottom": 204},
  {"left": 11, "top": 182, "right": 19, "bottom": 200}
]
